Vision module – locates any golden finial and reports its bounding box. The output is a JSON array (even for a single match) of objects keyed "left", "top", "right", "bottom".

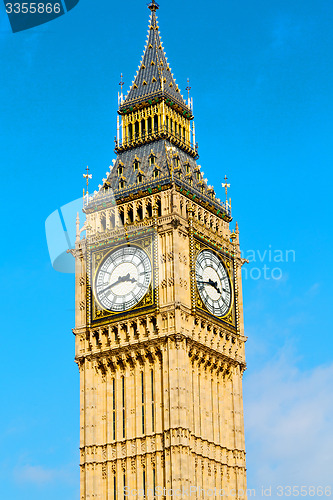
[
  {"left": 83, "top": 166, "right": 92, "bottom": 196},
  {"left": 186, "top": 78, "right": 191, "bottom": 101},
  {"left": 118, "top": 74, "right": 124, "bottom": 106},
  {"left": 222, "top": 175, "right": 230, "bottom": 204},
  {"left": 148, "top": 0, "right": 159, "bottom": 12},
  {"left": 119, "top": 73, "right": 124, "bottom": 93}
]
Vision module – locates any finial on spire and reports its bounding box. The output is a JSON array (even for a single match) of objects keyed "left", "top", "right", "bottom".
[
  {"left": 148, "top": 0, "right": 159, "bottom": 12},
  {"left": 222, "top": 175, "right": 230, "bottom": 204},
  {"left": 119, "top": 73, "right": 124, "bottom": 92},
  {"left": 118, "top": 74, "right": 124, "bottom": 106},
  {"left": 186, "top": 78, "right": 193, "bottom": 111},
  {"left": 186, "top": 78, "right": 191, "bottom": 100},
  {"left": 83, "top": 166, "right": 92, "bottom": 196}
]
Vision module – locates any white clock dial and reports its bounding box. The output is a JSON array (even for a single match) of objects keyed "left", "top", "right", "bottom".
[
  {"left": 94, "top": 246, "right": 152, "bottom": 312},
  {"left": 195, "top": 249, "right": 232, "bottom": 317}
]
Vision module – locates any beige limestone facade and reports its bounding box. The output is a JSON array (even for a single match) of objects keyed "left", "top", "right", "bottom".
[
  {"left": 73, "top": 188, "right": 247, "bottom": 499},
  {"left": 72, "top": 3, "right": 248, "bottom": 499}
]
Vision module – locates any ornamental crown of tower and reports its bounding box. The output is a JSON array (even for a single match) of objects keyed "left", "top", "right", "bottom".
[{"left": 83, "top": 0, "right": 231, "bottom": 223}]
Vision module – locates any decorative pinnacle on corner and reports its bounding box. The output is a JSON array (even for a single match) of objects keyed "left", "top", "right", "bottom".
[{"left": 148, "top": 0, "right": 159, "bottom": 12}]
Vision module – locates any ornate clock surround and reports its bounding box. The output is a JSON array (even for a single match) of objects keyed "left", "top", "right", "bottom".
[
  {"left": 87, "top": 231, "right": 158, "bottom": 325},
  {"left": 191, "top": 236, "right": 236, "bottom": 329}
]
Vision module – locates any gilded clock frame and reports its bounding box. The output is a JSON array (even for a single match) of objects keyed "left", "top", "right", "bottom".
[
  {"left": 191, "top": 237, "right": 236, "bottom": 329},
  {"left": 87, "top": 232, "right": 158, "bottom": 326}
]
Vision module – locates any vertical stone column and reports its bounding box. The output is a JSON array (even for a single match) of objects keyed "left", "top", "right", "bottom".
[
  {"left": 210, "top": 370, "right": 216, "bottom": 445},
  {"left": 115, "top": 209, "right": 122, "bottom": 228},
  {"left": 75, "top": 242, "right": 86, "bottom": 330},
  {"left": 123, "top": 205, "right": 128, "bottom": 225},
  {"left": 167, "top": 336, "right": 191, "bottom": 493},
  {"left": 134, "top": 360, "right": 141, "bottom": 440},
  {"left": 166, "top": 230, "right": 174, "bottom": 304},
  {"left": 232, "top": 364, "right": 247, "bottom": 497},
  {"left": 79, "top": 360, "right": 86, "bottom": 500},
  {"left": 160, "top": 343, "right": 171, "bottom": 497},
  {"left": 217, "top": 371, "right": 222, "bottom": 447},
  {"left": 235, "top": 260, "right": 245, "bottom": 337},
  {"left": 142, "top": 199, "right": 147, "bottom": 220},
  {"left": 133, "top": 201, "right": 138, "bottom": 223},
  {"left": 192, "top": 358, "right": 200, "bottom": 437}
]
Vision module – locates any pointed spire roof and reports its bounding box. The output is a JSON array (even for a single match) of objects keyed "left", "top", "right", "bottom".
[{"left": 120, "top": 1, "right": 188, "bottom": 111}]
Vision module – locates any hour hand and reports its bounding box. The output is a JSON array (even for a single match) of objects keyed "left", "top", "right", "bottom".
[
  {"left": 208, "top": 279, "right": 221, "bottom": 294},
  {"left": 198, "top": 279, "right": 221, "bottom": 294},
  {"left": 100, "top": 273, "right": 136, "bottom": 293},
  {"left": 122, "top": 272, "right": 136, "bottom": 284}
]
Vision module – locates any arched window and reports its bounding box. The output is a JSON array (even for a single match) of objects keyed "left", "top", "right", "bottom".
[
  {"left": 135, "top": 122, "right": 139, "bottom": 139},
  {"left": 153, "top": 168, "right": 159, "bottom": 179},
  {"left": 149, "top": 154, "right": 156, "bottom": 167},
  {"left": 137, "top": 174, "right": 144, "bottom": 184},
  {"left": 147, "top": 117, "right": 152, "bottom": 135},
  {"left": 133, "top": 159, "right": 140, "bottom": 171},
  {"left": 128, "top": 124, "right": 133, "bottom": 142},
  {"left": 154, "top": 115, "right": 158, "bottom": 132},
  {"left": 128, "top": 207, "right": 133, "bottom": 223},
  {"left": 117, "top": 165, "right": 123, "bottom": 176},
  {"left": 157, "top": 198, "right": 162, "bottom": 217},
  {"left": 147, "top": 202, "right": 152, "bottom": 218},
  {"left": 101, "top": 215, "right": 106, "bottom": 231},
  {"left": 137, "top": 205, "right": 143, "bottom": 220},
  {"left": 141, "top": 119, "right": 146, "bottom": 138}
]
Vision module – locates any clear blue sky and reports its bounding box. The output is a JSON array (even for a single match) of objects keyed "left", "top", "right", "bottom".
[{"left": 1, "top": 0, "right": 332, "bottom": 498}]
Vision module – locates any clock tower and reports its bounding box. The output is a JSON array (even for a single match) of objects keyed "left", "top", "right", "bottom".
[{"left": 73, "top": 1, "right": 247, "bottom": 498}]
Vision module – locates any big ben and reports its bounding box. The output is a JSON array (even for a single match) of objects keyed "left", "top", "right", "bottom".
[{"left": 73, "top": 1, "right": 247, "bottom": 498}]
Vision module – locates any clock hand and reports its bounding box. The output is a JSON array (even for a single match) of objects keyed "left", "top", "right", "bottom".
[
  {"left": 100, "top": 273, "right": 137, "bottom": 293},
  {"left": 122, "top": 272, "right": 136, "bottom": 284},
  {"left": 198, "top": 279, "right": 221, "bottom": 294},
  {"left": 208, "top": 279, "right": 221, "bottom": 294},
  {"left": 100, "top": 276, "right": 124, "bottom": 293}
]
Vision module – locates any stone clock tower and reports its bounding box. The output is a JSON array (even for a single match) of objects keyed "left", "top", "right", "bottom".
[{"left": 73, "top": 1, "right": 247, "bottom": 498}]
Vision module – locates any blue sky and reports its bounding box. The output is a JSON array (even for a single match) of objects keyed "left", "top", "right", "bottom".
[{"left": 0, "top": 0, "right": 333, "bottom": 498}]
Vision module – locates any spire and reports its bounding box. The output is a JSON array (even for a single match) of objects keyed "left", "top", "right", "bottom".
[{"left": 120, "top": 2, "right": 188, "bottom": 111}]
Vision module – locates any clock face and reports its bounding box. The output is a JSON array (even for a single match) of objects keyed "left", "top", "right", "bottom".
[
  {"left": 94, "top": 246, "right": 152, "bottom": 312},
  {"left": 195, "top": 249, "right": 232, "bottom": 317}
]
